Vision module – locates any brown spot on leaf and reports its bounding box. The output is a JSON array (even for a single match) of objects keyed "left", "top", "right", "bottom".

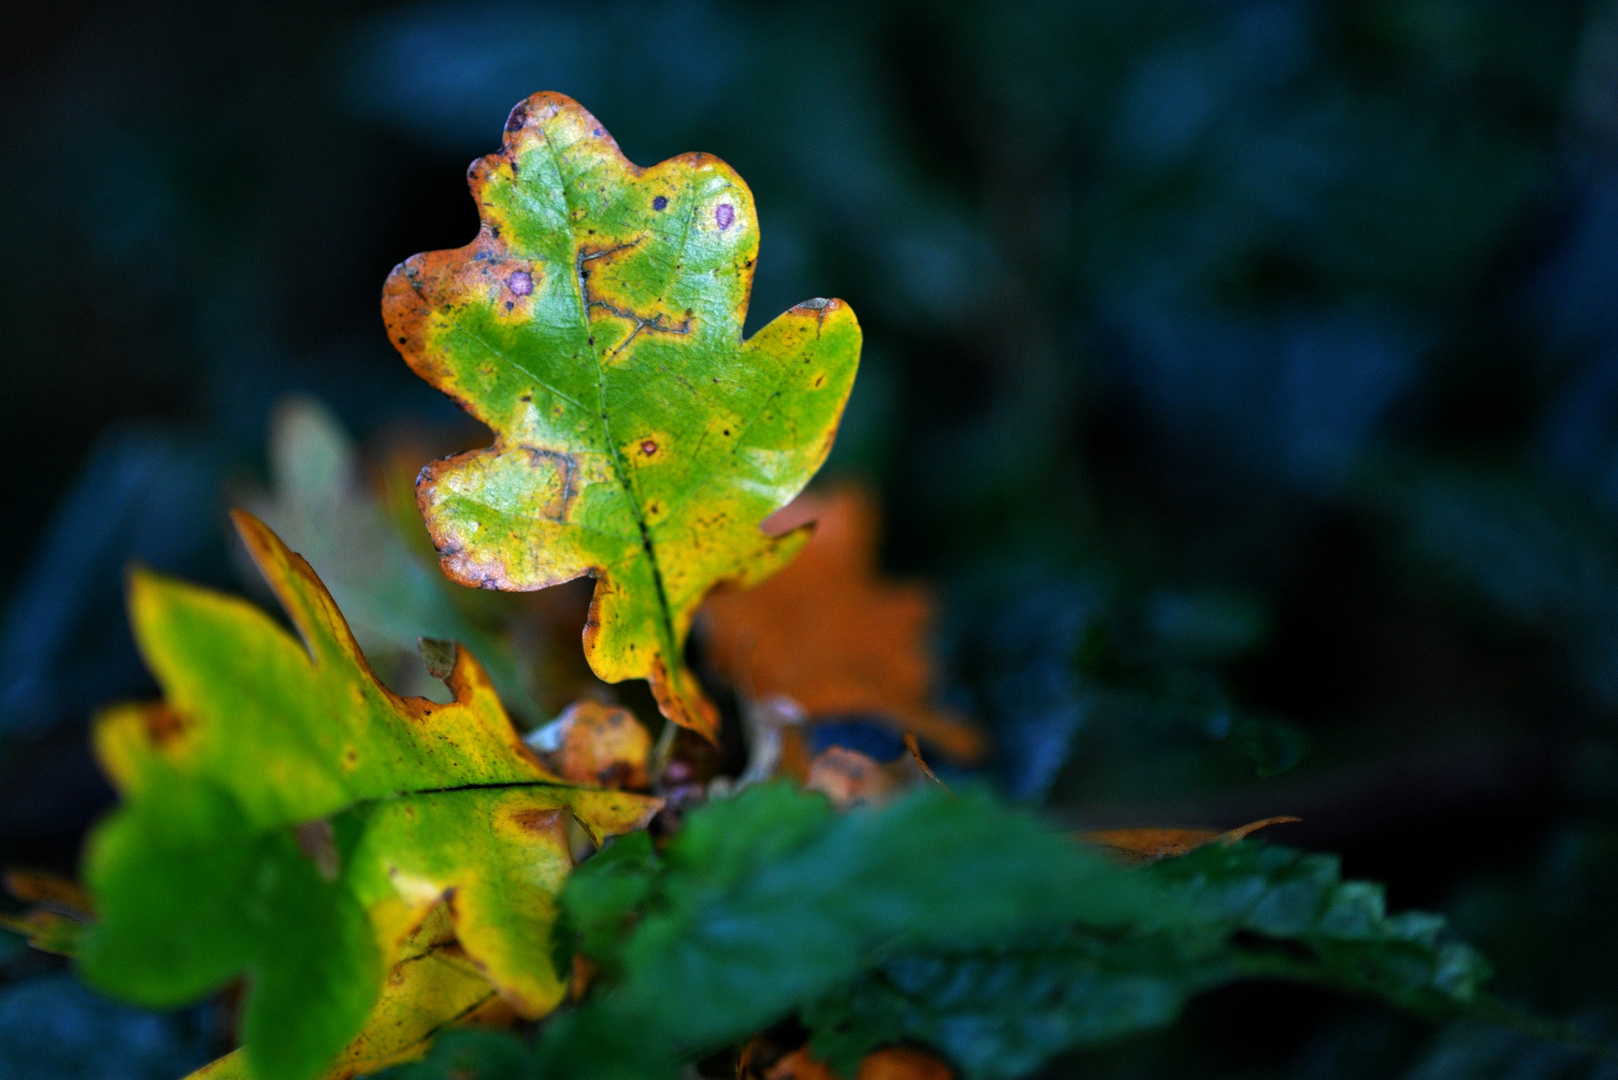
[
  {"left": 511, "top": 809, "right": 565, "bottom": 836},
  {"left": 143, "top": 705, "right": 186, "bottom": 746}
]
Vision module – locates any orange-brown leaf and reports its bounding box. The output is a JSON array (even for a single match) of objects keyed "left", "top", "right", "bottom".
[
  {"left": 529, "top": 700, "right": 651, "bottom": 790},
  {"left": 1082, "top": 816, "right": 1300, "bottom": 864},
  {"left": 703, "top": 487, "right": 983, "bottom": 763}
]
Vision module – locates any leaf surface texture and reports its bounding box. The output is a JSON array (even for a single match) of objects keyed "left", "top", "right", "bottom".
[{"left": 383, "top": 92, "right": 861, "bottom": 739}]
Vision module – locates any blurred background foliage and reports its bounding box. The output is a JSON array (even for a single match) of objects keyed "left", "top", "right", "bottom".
[{"left": 5, "top": 0, "right": 1618, "bottom": 1075}]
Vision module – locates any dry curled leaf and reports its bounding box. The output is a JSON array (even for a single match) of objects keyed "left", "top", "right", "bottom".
[
  {"left": 525, "top": 699, "right": 651, "bottom": 789},
  {"left": 1082, "top": 816, "right": 1301, "bottom": 864},
  {"left": 703, "top": 487, "right": 983, "bottom": 763}
]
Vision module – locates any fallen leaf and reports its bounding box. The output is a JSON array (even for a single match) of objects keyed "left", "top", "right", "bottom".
[
  {"left": 78, "top": 511, "right": 659, "bottom": 1080},
  {"left": 703, "top": 487, "right": 983, "bottom": 762},
  {"left": 1081, "top": 816, "right": 1301, "bottom": 864},
  {"left": 383, "top": 92, "right": 860, "bottom": 741},
  {"left": 525, "top": 700, "right": 651, "bottom": 790},
  {"left": 183, "top": 903, "right": 514, "bottom": 1080}
]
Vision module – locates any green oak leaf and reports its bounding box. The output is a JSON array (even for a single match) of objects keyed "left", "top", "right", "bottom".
[
  {"left": 78, "top": 511, "right": 659, "bottom": 1080},
  {"left": 382, "top": 92, "right": 861, "bottom": 740}
]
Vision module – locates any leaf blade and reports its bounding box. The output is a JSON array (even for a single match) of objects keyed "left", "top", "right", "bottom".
[{"left": 383, "top": 92, "right": 861, "bottom": 739}]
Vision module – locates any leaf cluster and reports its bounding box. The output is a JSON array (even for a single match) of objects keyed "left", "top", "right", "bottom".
[{"left": 388, "top": 784, "right": 1492, "bottom": 1080}]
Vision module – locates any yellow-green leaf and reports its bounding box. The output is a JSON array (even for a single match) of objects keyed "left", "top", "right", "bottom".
[
  {"left": 382, "top": 92, "right": 861, "bottom": 739},
  {"left": 184, "top": 903, "right": 514, "bottom": 1080},
  {"left": 78, "top": 511, "right": 658, "bottom": 1080}
]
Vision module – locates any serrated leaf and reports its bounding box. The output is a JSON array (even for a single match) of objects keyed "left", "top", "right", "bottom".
[
  {"left": 78, "top": 512, "right": 659, "bottom": 1080},
  {"left": 532, "top": 786, "right": 1499, "bottom": 1080},
  {"left": 541, "top": 783, "right": 1167, "bottom": 1080},
  {"left": 383, "top": 92, "right": 861, "bottom": 740},
  {"left": 802, "top": 840, "right": 1493, "bottom": 1080}
]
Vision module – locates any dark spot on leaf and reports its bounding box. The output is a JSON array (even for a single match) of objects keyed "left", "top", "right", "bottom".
[
  {"left": 588, "top": 336, "right": 595, "bottom": 345},
  {"left": 641, "top": 439, "right": 658, "bottom": 456},
  {"left": 505, "top": 301, "right": 514, "bottom": 311},
  {"left": 397, "top": 337, "right": 407, "bottom": 345},
  {"left": 143, "top": 705, "right": 185, "bottom": 745},
  {"left": 715, "top": 203, "right": 735, "bottom": 230},
  {"left": 505, "top": 104, "right": 527, "bottom": 131},
  {"left": 723, "top": 429, "right": 731, "bottom": 436},
  {"left": 653, "top": 195, "right": 668, "bottom": 211},
  {"left": 508, "top": 270, "right": 534, "bottom": 296}
]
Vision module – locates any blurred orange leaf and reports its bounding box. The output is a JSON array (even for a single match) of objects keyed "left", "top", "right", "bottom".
[
  {"left": 1081, "top": 816, "right": 1301, "bottom": 864},
  {"left": 703, "top": 487, "right": 983, "bottom": 763}
]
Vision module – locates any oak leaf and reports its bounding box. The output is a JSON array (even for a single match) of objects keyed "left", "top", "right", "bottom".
[
  {"left": 383, "top": 92, "right": 861, "bottom": 741},
  {"left": 77, "top": 512, "right": 658, "bottom": 1080},
  {"left": 184, "top": 903, "right": 514, "bottom": 1080},
  {"left": 703, "top": 487, "right": 983, "bottom": 762}
]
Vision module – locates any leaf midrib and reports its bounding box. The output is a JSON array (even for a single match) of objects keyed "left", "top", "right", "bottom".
[{"left": 536, "top": 118, "right": 682, "bottom": 670}]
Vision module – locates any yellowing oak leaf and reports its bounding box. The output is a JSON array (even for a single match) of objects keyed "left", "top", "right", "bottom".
[
  {"left": 78, "top": 512, "right": 658, "bottom": 1080},
  {"left": 703, "top": 487, "right": 984, "bottom": 762},
  {"left": 382, "top": 92, "right": 861, "bottom": 741}
]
